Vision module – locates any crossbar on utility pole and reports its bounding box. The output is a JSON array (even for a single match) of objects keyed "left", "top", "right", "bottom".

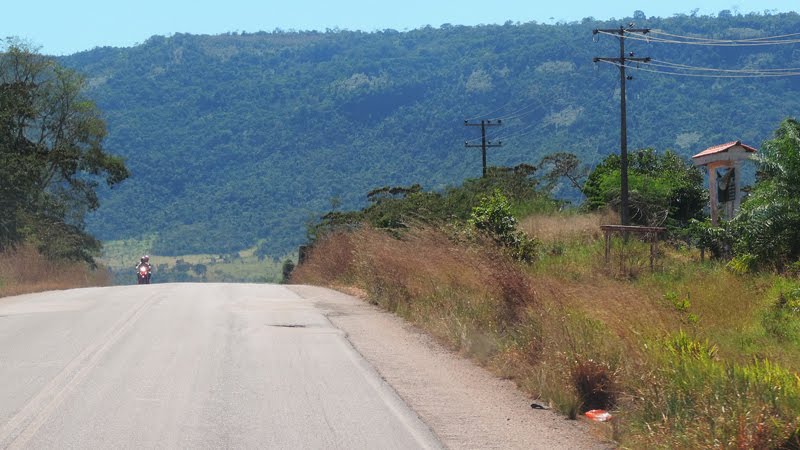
[
  {"left": 593, "top": 26, "right": 650, "bottom": 226},
  {"left": 465, "top": 119, "right": 503, "bottom": 177}
]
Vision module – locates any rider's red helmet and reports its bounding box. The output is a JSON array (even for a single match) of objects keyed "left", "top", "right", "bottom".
[{"left": 142, "top": 255, "right": 150, "bottom": 263}]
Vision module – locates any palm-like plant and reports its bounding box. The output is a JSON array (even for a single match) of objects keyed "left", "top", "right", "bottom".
[{"left": 732, "top": 119, "right": 800, "bottom": 269}]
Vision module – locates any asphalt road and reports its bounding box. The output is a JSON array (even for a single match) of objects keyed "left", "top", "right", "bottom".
[{"left": 0, "top": 284, "right": 441, "bottom": 449}]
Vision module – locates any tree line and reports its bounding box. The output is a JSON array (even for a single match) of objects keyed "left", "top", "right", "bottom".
[{"left": 308, "top": 116, "right": 800, "bottom": 271}]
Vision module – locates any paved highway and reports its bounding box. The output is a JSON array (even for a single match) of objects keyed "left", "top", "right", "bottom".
[
  {"left": 0, "top": 284, "right": 440, "bottom": 449},
  {"left": 0, "top": 283, "right": 608, "bottom": 449}
]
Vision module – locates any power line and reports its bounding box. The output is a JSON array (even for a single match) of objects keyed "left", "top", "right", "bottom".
[
  {"left": 597, "top": 30, "right": 800, "bottom": 46},
  {"left": 597, "top": 60, "right": 800, "bottom": 78},
  {"left": 650, "top": 29, "right": 800, "bottom": 43},
  {"left": 468, "top": 95, "right": 551, "bottom": 125},
  {"left": 490, "top": 115, "right": 553, "bottom": 143},
  {"left": 489, "top": 88, "right": 575, "bottom": 142},
  {"left": 493, "top": 91, "right": 584, "bottom": 141},
  {"left": 464, "top": 103, "right": 538, "bottom": 142},
  {"left": 648, "top": 59, "right": 800, "bottom": 74},
  {"left": 498, "top": 91, "right": 563, "bottom": 122},
  {"left": 492, "top": 121, "right": 543, "bottom": 142},
  {"left": 464, "top": 98, "right": 520, "bottom": 122},
  {"left": 465, "top": 87, "right": 558, "bottom": 122},
  {"left": 495, "top": 102, "right": 544, "bottom": 121},
  {"left": 606, "top": 30, "right": 800, "bottom": 46}
]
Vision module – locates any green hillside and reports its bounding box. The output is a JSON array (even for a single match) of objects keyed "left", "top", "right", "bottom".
[{"left": 59, "top": 10, "right": 800, "bottom": 257}]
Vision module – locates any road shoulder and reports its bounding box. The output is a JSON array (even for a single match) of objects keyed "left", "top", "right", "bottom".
[{"left": 289, "top": 284, "right": 613, "bottom": 450}]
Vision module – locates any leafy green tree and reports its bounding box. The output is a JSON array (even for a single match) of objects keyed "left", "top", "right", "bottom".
[
  {"left": 0, "top": 81, "right": 37, "bottom": 247},
  {"left": 583, "top": 154, "right": 621, "bottom": 212},
  {"left": 684, "top": 218, "right": 733, "bottom": 260},
  {"left": 0, "top": 40, "right": 128, "bottom": 262},
  {"left": 583, "top": 149, "right": 706, "bottom": 227},
  {"left": 362, "top": 184, "right": 444, "bottom": 229},
  {"left": 731, "top": 119, "right": 800, "bottom": 269},
  {"left": 469, "top": 189, "right": 538, "bottom": 262},
  {"left": 281, "top": 259, "right": 295, "bottom": 283},
  {"left": 193, "top": 263, "right": 207, "bottom": 276},
  {"left": 469, "top": 189, "right": 518, "bottom": 238}
]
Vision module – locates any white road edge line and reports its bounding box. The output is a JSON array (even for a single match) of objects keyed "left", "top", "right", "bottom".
[{"left": 322, "top": 313, "right": 443, "bottom": 449}]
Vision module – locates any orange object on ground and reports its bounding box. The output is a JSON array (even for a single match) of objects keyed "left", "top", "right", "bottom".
[{"left": 585, "top": 409, "right": 612, "bottom": 422}]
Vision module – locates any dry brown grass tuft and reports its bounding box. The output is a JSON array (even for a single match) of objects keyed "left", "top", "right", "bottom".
[
  {"left": 290, "top": 231, "right": 357, "bottom": 286},
  {"left": 352, "top": 226, "right": 494, "bottom": 315},
  {"left": 571, "top": 358, "right": 619, "bottom": 413},
  {"left": 0, "top": 245, "right": 111, "bottom": 297},
  {"left": 485, "top": 255, "right": 537, "bottom": 324}
]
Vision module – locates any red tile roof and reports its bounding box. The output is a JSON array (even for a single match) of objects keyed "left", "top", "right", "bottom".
[{"left": 692, "top": 140, "right": 758, "bottom": 159}]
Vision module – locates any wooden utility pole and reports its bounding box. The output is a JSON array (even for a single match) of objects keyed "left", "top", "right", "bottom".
[
  {"left": 593, "top": 26, "right": 650, "bottom": 225},
  {"left": 464, "top": 119, "right": 503, "bottom": 177}
]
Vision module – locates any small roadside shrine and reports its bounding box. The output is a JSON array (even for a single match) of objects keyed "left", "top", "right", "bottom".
[{"left": 692, "top": 140, "right": 758, "bottom": 225}]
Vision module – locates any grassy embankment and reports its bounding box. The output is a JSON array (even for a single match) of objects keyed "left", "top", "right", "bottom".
[
  {"left": 0, "top": 245, "right": 112, "bottom": 298},
  {"left": 292, "top": 211, "right": 800, "bottom": 448}
]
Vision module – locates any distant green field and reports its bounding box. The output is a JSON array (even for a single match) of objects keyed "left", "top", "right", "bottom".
[{"left": 101, "top": 237, "right": 293, "bottom": 284}]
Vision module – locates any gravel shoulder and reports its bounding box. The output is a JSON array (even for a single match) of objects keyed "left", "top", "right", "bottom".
[{"left": 289, "top": 284, "right": 614, "bottom": 450}]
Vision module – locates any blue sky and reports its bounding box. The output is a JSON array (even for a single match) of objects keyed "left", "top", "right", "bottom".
[{"left": 2, "top": 0, "right": 797, "bottom": 55}]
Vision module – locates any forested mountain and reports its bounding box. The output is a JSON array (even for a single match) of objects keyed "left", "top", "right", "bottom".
[{"left": 59, "top": 10, "right": 800, "bottom": 257}]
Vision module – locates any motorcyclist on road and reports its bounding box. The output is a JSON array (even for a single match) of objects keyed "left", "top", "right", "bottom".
[{"left": 136, "top": 255, "right": 152, "bottom": 284}]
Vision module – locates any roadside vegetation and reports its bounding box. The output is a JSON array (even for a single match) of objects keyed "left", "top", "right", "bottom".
[
  {"left": 0, "top": 245, "right": 111, "bottom": 297},
  {"left": 0, "top": 41, "right": 127, "bottom": 296},
  {"left": 292, "top": 120, "right": 800, "bottom": 448}
]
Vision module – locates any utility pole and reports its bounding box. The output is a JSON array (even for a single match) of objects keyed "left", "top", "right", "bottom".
[
  {"left": 593, "top": 26, "right": 650, "bottom": 226},
  {"left": 464, "top": 119, "right": 503, "bottom": 177}
]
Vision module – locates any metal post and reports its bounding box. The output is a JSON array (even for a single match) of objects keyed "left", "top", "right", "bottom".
[
  {"left": 465, "top": 119, "right": 503, "bottom": 178},
  {"left": 593, "top": 26, "right": 650, "bottom": 226}
]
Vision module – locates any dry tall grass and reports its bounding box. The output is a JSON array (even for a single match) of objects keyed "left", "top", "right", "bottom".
[
  {"left": 0, "top": 245, "right": 111, "bottom": 298},
  {"left": 293, "top": 225, "right": 535, "bottom": 354},
  {"left": 519, "top": 209, "right": 615, "bottom": 243},
  {"left": 293, "top": 225, "right": 625, "bottom": 410}
]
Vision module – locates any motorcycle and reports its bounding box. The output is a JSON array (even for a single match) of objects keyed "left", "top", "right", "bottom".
[{"left": 137, "top": 264, "right": 152, "bottom": 284}]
